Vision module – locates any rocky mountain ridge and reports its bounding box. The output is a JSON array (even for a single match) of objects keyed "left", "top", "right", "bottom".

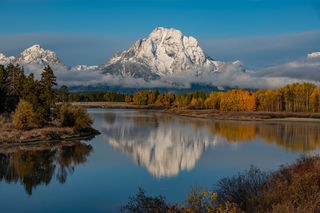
[{"left": 99, "top": 27, "right": 241, "bottom": 80}]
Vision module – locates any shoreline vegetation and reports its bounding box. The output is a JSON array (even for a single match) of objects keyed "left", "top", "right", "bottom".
[
  {"left": 0, "top": 125, "right": 99, "bottom": 144},
  {"left": 70, "top": 101, "right": 320, "bottom": 122},
  {"left": 70, "top": 101, "right": 165, "bottom": 109},
  {"left": 0, "top": 64, "right": 99, "bottom": 144},
  {"left": 1, "top": 63, "right": 320, "bottom": 144},
  {"left": 165, "top": 108, "right": 320, "bottom": 122},
  {"left": 121, "top": 156, "right": 320, "bottom": 213},
  {"left": 69, "top": 82, "right": 320, "bottom": 122}
]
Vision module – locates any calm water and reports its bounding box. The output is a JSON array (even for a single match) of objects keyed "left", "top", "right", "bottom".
[{"left": 1, "top": 109, "right": 320, "bottom": 212}]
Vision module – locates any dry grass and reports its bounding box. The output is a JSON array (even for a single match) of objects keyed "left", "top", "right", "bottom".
[
  {"left": 69, "top": 102, "right": 165, "bottom": 109},
  {"left": 165, "top": 108, "right": 320, "bottom": 121},
  {"left": 0, "top": 123, "right": 98, "bottom": 143}
]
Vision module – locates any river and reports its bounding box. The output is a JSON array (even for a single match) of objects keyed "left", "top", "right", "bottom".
[{"left": 1, "top": 109, "right": 319, "bottom": 212}]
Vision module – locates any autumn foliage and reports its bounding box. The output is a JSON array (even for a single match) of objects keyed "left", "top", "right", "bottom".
[
  {"left": 12, "top": 99, "right": 38, "bottom": 130},
  {"left": 122, "top": 157, "right": 320, "bottom": 213},
  {"left": 128, "top": 82, "right": 320, "bottom": 112}
]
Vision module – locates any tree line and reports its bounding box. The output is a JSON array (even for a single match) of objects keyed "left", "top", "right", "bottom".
[
  {"left": 125, "top": 82, "right": 320, "bottom": 112},
  {"left": 0, "top": 64, "right": 92, "bottom": 130},
  {"left": 3, "top": 63, "right": 319, "bottom": 114},
  {"left": 67, "top": 82, "right": 320, "bottom": 112}
]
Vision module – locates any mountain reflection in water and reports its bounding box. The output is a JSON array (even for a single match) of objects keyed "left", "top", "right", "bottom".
[
  {"left": 0, "top": 142, "right": 92, "bottom": 195},
  {"left": 101, "top": 111, "right": 320, "bottom": 178}
]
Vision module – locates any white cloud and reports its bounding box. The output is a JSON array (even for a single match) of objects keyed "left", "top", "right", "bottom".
[{"left": 23, "top": 59, "right": 320, "bottom": 90}]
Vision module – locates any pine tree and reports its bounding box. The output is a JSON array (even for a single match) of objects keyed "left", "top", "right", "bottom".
[
  {"left": 0, "top": 65, "right": 6, "bottom": 113},
  {"left": 40, "top": 65, "right": 57, "bottom": 121},
  {"left": 58, "top": 85, "right": 69, "bottom": 102},
  {"left": 4, "top": 64, "right": 25, "bottom": 112}
]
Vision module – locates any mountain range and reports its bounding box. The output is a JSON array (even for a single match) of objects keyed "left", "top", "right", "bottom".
[
  {"left": 0, "top": 27, "right": 319, "bottom": 89},
  {"left": 0, "top": 28, "right": 242, "bottom": 82}
]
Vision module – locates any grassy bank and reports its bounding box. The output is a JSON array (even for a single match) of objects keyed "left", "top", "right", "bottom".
[
  {"left": 70, "top": 102, "right": 165, "bottom": 109},
  {"left": 0, "top": 123, "right": 99, "bottom": 144},
  {"left": 71, "top": 102, "right": 320, "bottom": 121},
  {"left": 165, "top": 108, "right": 320, "bottom": 122}
]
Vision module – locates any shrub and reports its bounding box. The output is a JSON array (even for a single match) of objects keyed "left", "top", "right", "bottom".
[
  {"left": 184, "top": 186, "right": 241, "bottom": 213},
  {"left": 121, "top": 157, "right": 320, "bottom": 213},
  {"left": 58, "top": 104, "right": 92, "bottom": 131},
  {"left": 214, "top": 166, "right": 269, "bottom": 211},
  {"left": 120, "top": 188, "right": 169, "bottom": 213},
  {"left": 215, "top": 157, "right": 320, "bottom": 213},
  {"left": 59, "top": 104, "right": 75, "bottom": 127},
  {"left": 12, "top": 99, "right": 38, "bottom": 130},
  {"left": 255, "top": 157, "right": 320, "bottom": 213},
  {"left": 0, "top": 114, "right": 6, "bottom": 125},
  {"left": 73, "top": 106, "right": 93, "bottom": 131}
]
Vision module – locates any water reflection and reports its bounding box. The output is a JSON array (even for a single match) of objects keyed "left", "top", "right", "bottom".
[
  {"left": 0, "top": 141, "right": 92, "bottom": 195},
  {"left": 101, "top": 111, "right": 320, "bottom": 178}
]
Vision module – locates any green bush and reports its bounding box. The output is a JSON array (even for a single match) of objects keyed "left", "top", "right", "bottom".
[
  {"left": 59, "top": 104, "right": 75, "bottom": 127},
  {"left": 73, "top": 106, "right": 93, "bottom": 131},
  {"left": 0, "top": 114, "right": 6, "bottom": 125},
  {"left": 120, "top": 188, "right": 169, "bottom": 213},
  {"left": 12, "top": 99, "right": 38, "bottom": 130},
  {"left": 58, "top": 104, "right": 92, "bottom": 131}
]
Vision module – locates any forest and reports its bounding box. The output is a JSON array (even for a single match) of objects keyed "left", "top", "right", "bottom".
[
  {"left": 128, "top": 83, "right": 320, "bottom": 112},
  {"left": 2, "top": 63, "right": 320, "bottom": 121},
  {"left": 74, "top": 82, "right": 320, "bottom": 113},
  {"left": 0, "top": 64, "right": 93, "bottom": 135}
]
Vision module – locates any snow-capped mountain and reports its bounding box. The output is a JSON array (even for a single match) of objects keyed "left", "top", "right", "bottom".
[
  {"left": 13, "top": 44, "right": 65, "bottom": 67},
  {"left": 0, "top": 53, "right": 14, "bottom": 65},
  {"left": 73, "top": 65, "right": 99, "bottom": 71},
  {"left": 307, "top": 52, "right": 320, "bottom": 59},
  {"left": 99, "top": 27, "right": 239, "bottom": 80}
]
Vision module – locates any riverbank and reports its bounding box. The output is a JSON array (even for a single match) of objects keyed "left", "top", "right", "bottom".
[
  {"left": 71, "top": 102, "right": 320, "bottom": 122},
  {"left": 122, "top": 156, "right": 320, "bottom": 212},
  {"left": 70, "top": 102, "right": 165, "bottom": 109},
  {"left": 0, "top": 124, "right": 100, "bottom": 144},
  {"left": 165, "top": 108, "right": 320, "bottom": 122}
]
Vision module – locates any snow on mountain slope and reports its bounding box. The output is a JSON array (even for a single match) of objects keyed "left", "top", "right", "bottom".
[
  {"left": 72, "top": 65, "right": 99, "bottom": 71},
  {"left": 307, "top": 52, "right": 320, "bottom": 59},
  {"left": 0, "top": 53, "right": 15, "bottom": 65},
  {"left": 13, "top": 44, "right": 65, "bottom": 67},
  {"left": 100, "top": 27, "right": 239, "bottom": 80}
]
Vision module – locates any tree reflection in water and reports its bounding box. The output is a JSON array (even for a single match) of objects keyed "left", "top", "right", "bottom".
[
  {"left": 102, "top": 111, "right": 320, "bottom": 178},
  {"left": 0, "top": 142, "right": 92, "bottom": 195},
  {"left": 205, "top": 121, "right": 320, "bottom": 152}
]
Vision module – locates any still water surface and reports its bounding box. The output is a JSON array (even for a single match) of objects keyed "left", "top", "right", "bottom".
[{"left": 1, "top": 109, "right": 320, "bottom": 212}]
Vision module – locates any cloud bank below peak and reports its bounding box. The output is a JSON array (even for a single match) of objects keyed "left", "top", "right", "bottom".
[
  {"left": 1, "top": 30, "right": 320, "bottom": 68},
  {"left": 1, "top": 30, "right": 320, "bottom": 90}
]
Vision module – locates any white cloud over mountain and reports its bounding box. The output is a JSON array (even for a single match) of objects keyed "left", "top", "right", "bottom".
[{"left": 1, "top": 28, "right": 320, "bottom": 89}]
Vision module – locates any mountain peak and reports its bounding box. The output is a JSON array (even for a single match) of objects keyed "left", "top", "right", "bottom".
[
  {"left": 100, "top": 27, "right": 223, "bottom": 79},
  {"left": 0, "top": 53, "right": 15, "bottom": 65},
  {"left": 13, "top": 44, "right": 64, "bottom": 67},
  {"left": 307, "top": 52, "right": 320, "bottom": 59},
  {"left": 149, "top": 27, "right": 183, "bottom": 38},
  {"left": 28, "top": 44, "right": 42, "bottom": 50}
]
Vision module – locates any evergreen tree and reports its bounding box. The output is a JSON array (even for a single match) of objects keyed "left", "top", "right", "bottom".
[
  {"left": 0, "top": 65, "right": 6, "bottom": 113},
  {"left": 58, "top": 85, "right": 69, "bottom": 102},
  {"left": 4, "top": 64, "right": 25, "bottom": 112},
  {"left": 40, "top": 65, "right": 57, "bottom": 121},
  {"left": 20, "top": 73, "right": 43, "bottom": 114}
]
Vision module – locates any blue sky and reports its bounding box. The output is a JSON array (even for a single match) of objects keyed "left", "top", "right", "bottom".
[{"left": 1, "top": 0, "right": 320, "bottom": 67}]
